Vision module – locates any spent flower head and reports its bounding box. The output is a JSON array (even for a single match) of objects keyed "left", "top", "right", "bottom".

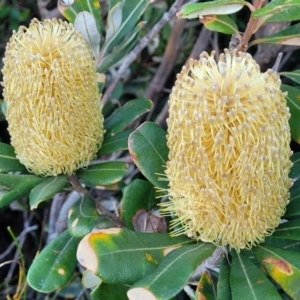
[
  {"left": 1, "top": 18, "right": 104, "bottom": 176},
  {"left": 161, "top": 49, "right": 293, "bottom": 251}
]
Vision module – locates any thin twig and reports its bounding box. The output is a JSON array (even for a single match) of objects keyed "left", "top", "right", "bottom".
[
  {"left": 237, "top": 0, "right": 265, "bottom": 52},
  {"left": 145, "top": 18, "right": 186, "bottom": 101},
  {"left": 67, "top": 175, "right": 125, "bottom": 227},
  {"left": 47, "top": 192, "right": 65, "bottom": 244},
  {"left": 47, "top": 191, "right": 81, "bottom": 244},
  {"left": 101, "top": 0, "right": 188, "bottom": 105},
  {"left": 155, "top": 26, "right": 212, "bottom": 127}
]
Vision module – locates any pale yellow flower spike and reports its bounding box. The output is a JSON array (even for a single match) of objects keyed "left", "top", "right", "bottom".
[
  {"left": 2, "top": 18, "right": 104, "bottom": 176},
  {"left": 161, "top": 49, "right": 293, "bottom": 251}
]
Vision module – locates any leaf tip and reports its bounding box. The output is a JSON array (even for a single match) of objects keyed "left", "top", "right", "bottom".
[
  {"left": 77, "top": 233, "right": 98, "bottom": 273},
  {"left": 127, "top": 287, "right": 157, "bottom": 300},
  {"left": 163, "top": 245, "right": 182, "bottom": 256}
]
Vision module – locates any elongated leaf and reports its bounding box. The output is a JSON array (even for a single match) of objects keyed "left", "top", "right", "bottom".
[
  {"left": 77, "top": 228, "right": 192, "bottom": 284},
  {"left": 74, "top": 11, "right": 101, "bottom": 58},
  {"left": 196, "top": 271, "right": 217, "bottom": 300},
  {"left": 122, "top": 179, "right": 158, "bottom": 229},
  {"left": 91, "top": 283, "right": 130, "bottom": 300},
  {"left": 283, "top": 152, "right": 300, "bottom": 217},
  {"left": 251, "top": 0, "right": 300, "bottom": 21},
  {"left": 281, "top": 84, "right": 300, "bottom": 143},
  {"left": 201, "top": 15, "right": 238, "bottom": 35},
  {"left": 178, "top": 0, "right": 246, "bottom": 19},
  {"left": 285, "top": 182, "right": 300, "bottom": 217},
  {"left": 98, "top": 21, "right": 145, "bottom": 73},
  {"left": 217, "top": 257, "right": 232, "bottom": 300},
  {"left": 264, "top": 237, "right": 300, "bottom": 251},
  {"left": 101, "top": 0, "right": 149, "bottom": 56},
  {"left": 267, "top": 7, "right": 300, "bottom": 22},
  {"left": 104, "top": 99, "right": 152, "bottom": 136},
  {"left": 230, "top": 251, "right": 281, "bottom": 300},
  {"left": 0, "top": 142, "right": 27, "bottom": 173},
  {"left": 271, "top": 219, "right": 300, "bottom": 240},
  {"left": 27, "top": 230, "right": 80, "bottom": 293},
  {"left": 252, "top": 23, "right": 300, "bottom": 46},
  {"left": 290, "top": 152, "right": 300, "bottom": 179},
  {"left": 252, "top": 244, "right": 300, "bottom": 299},
  {"left": 0, "top": 174, "right": 44, "bottom": 208},
  {"left": 128, "top": 122, "right": 169, "bottom": 189},
  {"left": 68, "top": 194, "right": 113, "bottom": 238},
  {"left": 98, "top": 129, "right": 133, "bottom": 156},
  {"left": 281, "top": 70, "right": 300, "bottom": 85},
  {"left": 105, "top": 2, "right": 123, "bottom": 43},
  {"left": 127, "top": 243, "right": 216, "bottom": 300},
  {"left": 59, "top": 0, "right": 101, "bottom": 34},
  {"left": 29, "top": 176, "right": 69, "bottom": 209},
  {"left": 77, "top": 161, "right": 127, "bottom": 187}
]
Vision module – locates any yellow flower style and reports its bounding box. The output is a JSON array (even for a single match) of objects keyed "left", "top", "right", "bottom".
[
  {"left": 162, "top": 49, "right": 292, "bottom": 251},
  {"left": 2, "top": 18, "right": 104, "bottom": 176}
]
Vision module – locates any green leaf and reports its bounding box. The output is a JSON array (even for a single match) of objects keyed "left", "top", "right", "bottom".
[
  {"left": 230, "top": 251, "right": 281, "bottom": 300},
  {"left": 77, "top": 228, "right": 192, "bottom": 284},
  {"left": 0, "top": 142, "right": 27, "bottom": 173},
  {"left": 196, "top": 271, "right": 217, "bottom": 300},
  {"left": 251, "top": 23, "right": 300, "bottom": 46},
  {"left": 271, "top": 219, "right": 300, "bottom": 240},
  {"left": 0, "top": 174, "right": 44, "bottom": 208},
  {"left": 59, "top": 0, "right": 101, "bottom": 34},
  {"left": 27, "top": 230, "right": 80, "bottom": 293},
  {"left": 68, "top": 194, "right": 113, "bottom": 238},
  {"left": 128, "top": 122, "right": 169, "bottom": 189},
  {"left": 267, "top": 7, "right": 300, "bottom": 23},
  {"left": 285, "top": 181, "right": 300, "bottom": 217},
  {"left": 281, "top": 84, "right": 300, "bottom": 143},
  {"left": 252, "top": 244, "right": 300, "bottom": 299},
  {"left": 98, "top": 21, "right": 145, "bottom": 73},
  {"left": 91, "top": 283, "right": 130, "bottom": 300},
  {"left": 285, "top": 152, "right": 300, "bottom": 217},
  {"left": 122, "top": 179, "right": 158, "bottom": 229},
  {"left": 290, "top": 152, "right": 300, "bottom": 179},
  {"left": 264, "top": 237, "right": 300, "bottom": 251},
  {"left": 217, "top": 257, "right": 232, "bottom": 300},
  {"left": 104, "top": 99, "right": 152, "bottom": 136},
  {"left": 98, "top": 129, "right": 133, "bottom": 156},
  {"left": 201, "top": 15, "right": 238, "bottom": 35},
  {"left": 251, "top": 0, "right": 300, "bottom": 21},
  {"left": 29, "top": 176, "right": 69, "bottom": 209},
  {"left": 100, "top": 0, "right": 149, "bottom": 56},
  {"left": 77, "top": 161, "right": 128, "bottom": 187},
  {"left": 127, "top": 243, "right": 216, "bottom": 300},
  {"left": 178, "top": 0, "right": 247, "bottom": 19},
  {"left": 105, "top": 2, "right": 123, "bottom": 43},
  {"left": 74, "top": 11, "right": 101, "bottom": 58},
  {"left": 281, "top": 69, "right": 300, "bottom": 85}
]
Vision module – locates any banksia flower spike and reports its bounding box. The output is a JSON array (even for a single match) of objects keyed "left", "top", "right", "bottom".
[
  {"left": 2, "top": 18, "right": 104, "bottom": 176},
  {"left": 161, "top": 49, "right": 293, "bottom": 251}
]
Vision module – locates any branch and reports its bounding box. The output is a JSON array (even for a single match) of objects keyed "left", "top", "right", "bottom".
[
  {"left": 67, "top": 175, "right": 125, "bottom": 227},
  {"left": 101, "top": 0, "right": 187, "bottom": 105}
]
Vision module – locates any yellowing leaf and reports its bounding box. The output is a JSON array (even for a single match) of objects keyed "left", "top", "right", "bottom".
[
  {"left": 252, "top": 244, "right": 300, "bottom": 299},
  {"left": 76, "top": 228, "right": 191, "bottom": 284}
]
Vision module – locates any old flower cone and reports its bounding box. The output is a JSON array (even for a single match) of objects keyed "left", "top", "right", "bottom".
[
  {"left": 2, "top": 18, "right": 104, "bottom": 176},
  {"left": 161, "top": 49, "right": 292, "bottom": 251}
]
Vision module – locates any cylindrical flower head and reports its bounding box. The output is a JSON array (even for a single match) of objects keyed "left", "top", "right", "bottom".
[
  {"left": 161, "top": 49, "right": 292, "bottom": 251},
  {"left": 2, "top": 18, "right": 104, "bottom": 176}
]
